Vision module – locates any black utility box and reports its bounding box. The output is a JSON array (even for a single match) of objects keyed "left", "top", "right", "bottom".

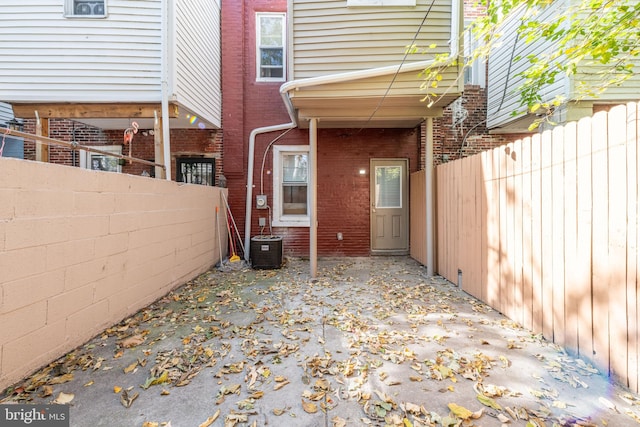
[{"left": 250, "top": 236, "right": 283, "bottom": 269}]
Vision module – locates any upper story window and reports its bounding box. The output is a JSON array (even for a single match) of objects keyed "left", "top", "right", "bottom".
[
  {"left": 65, "top": 0, "right": 107, "bottom": 18},
  {"left": 256, "top": 13, "right": 286, "bottom": 82},
  {"left": 463, "top": 20, "right": 486, "bottom": 87}
]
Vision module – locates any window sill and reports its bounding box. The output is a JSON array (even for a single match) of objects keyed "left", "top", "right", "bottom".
[{"left": 273, "top": 218, "right": 310, "bottom": 228}]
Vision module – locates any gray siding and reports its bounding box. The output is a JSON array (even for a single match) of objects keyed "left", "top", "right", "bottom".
[{"left": 290, "top": 0, "right": 456, "bottom": 79}]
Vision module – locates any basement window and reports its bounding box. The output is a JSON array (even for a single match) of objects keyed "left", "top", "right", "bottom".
[
  {"left": 273, "top": 145, "right": 310, "bottom": 227},
  {"left": 65, "top": 0, "right": 107, "bottom": 18}
]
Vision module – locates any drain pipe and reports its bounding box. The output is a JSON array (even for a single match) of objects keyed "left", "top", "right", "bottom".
[
  {"left": 244, "top": 121, "right": 296, "bottom": 261},
  {"left": 244, "top": 90, "right": 297, "bottom": 262}
]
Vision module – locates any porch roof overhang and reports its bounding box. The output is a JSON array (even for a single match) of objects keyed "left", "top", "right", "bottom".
[
  {"left": 280, "top": 60, "right": 462, "bottom": 129},
  {"left": 10, "top": 102, "right": 219, "bottom": 130}
]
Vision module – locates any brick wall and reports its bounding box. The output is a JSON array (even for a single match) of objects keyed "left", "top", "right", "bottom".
[
  {"left": 22, "top": 119, "right": 222, "bottom": 182},
  {"left": 423, "top": 85, "right": 528, "bottom": 168},
  {"left": 221, "top": 0, "right": 291, "bottom": 250},
  {"left": 247, "top": 128, "right": 420, "bottom": 257},
  {"left": 464, "top": 0, "right": 486, "bottom": 19}
]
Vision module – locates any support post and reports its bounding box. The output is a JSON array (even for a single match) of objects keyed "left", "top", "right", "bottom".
[
  {"left": 154, "top": 112, "right": 166, "bottom": 179},
  {"left": 309, "top": 118, "right": 318, "bottom": 278},
  {"left": 425, "top": 117, "right": 435, "bottom": 276},
  {"left": 35, "top": 113, "right": 49, "bottom": 163}
]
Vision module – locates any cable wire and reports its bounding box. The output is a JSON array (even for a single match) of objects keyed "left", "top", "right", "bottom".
[{"left": 357, "top": 0, "right": 436, "bottom": 132}]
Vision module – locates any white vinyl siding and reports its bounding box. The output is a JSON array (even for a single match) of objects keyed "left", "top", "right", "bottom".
[
  {"left": 0, "top": 0, "right": 221, "bottom": 129},
  {"left": 290, "top": 0, "right": 454, "bottom": 79},
  {"left": 0, "top": 1, "right": 162, "bottom": 103},
  {"left": 174, "top": 0, "right": 222, "bottom": 128}
]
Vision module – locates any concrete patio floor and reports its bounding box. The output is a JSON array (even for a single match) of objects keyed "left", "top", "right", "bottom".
[{"left": 3, "top": 256, "right": 640, "bottom": 427}]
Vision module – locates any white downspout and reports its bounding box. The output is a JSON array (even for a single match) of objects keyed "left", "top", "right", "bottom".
[
  {"left": 161, "top": 0, "right": 172, "bottom": 180},
  {"left": 425, "top": 117, "right": 435, "bottom": 276},
  {"left": 244, "top": 120, "right": 296, "bottom": 262}
]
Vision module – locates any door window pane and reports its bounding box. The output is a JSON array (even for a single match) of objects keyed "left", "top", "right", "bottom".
[{"left": 375, "top": 166, "right": 401, "bottom": 208}]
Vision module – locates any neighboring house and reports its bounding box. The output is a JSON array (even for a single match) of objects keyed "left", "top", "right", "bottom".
[
  {"left": 0, "top": 0, "right": 222, "bottom": 182},
  {"left": 486, "top": 0, "right": 640, "bottom": 133},
  {"left": 0, "top": 102, "right": 23, "bottom": 159},
  {"left": 221, "top": 0, "right": 464, "bottom": 268}
]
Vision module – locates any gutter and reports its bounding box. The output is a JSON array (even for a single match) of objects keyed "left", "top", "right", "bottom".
[{"left": 244, "top": 2, "right": 462, "bottom": 261}]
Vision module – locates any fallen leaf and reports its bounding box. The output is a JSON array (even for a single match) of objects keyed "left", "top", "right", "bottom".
[
  {"left": 120, "top": 334, "right": 145, "bottom": 348},
  {"left": 124, "top": 361, "right": 138, "bottom": 373},
  {"left": 114, "top": 386, "right": 122, "bottom": 393},
  {"left": 477, "top": 394, "right": 503, "bottom": 411},
  {"left": 38, "top": 385, "right": 53, "bottom": 398},
  {"left": 142, "top": 423, "right": 159, "bottom": 427},
  {"left": 302, "top": 399, "right": 318, "bottom": 413},
  {"left": 274, "top": 380, "right": 290, "bottom": 391},
  {"left": 497, "top": 413, "right": 511, "bottom": 423},
  {"left": 49, "top": 373, "right": 74, "bottom": 385},
  {"left": 199, "top": 409, "right": 220, "bottom": 427},
  {"left": 83, "top": 380, "right": 94, "bottom": 387},
  {"left": 120, "top": 389, "right": 139, "bottom": 408},
  {"left": 448, "top": 402, "right": 473, "bottom": 419},
  {"left": 53, "top": 392, "right": 74, "bottom": 404},
  {"left": 332, "top": 415, "right": 347, "bottom": 427}
]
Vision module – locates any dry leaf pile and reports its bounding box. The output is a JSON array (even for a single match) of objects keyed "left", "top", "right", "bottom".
[{"left": 2, "top": 258, "right": 640, "bottom": 427}]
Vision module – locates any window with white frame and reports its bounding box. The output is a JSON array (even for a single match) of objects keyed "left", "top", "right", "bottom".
[
  {"left": 256, "top": 13, "right": 286, "bottom": 82},
  {"left": 79, "top": 145, "right": 122, "bottom": 173},
  {"left": 463, "top": 20, "right": 486, "bottom": 87},
  {"left": 273, "top": 145, "right": 309, "bottom": 227},
  {"left": 66, "top": 0, "right": 106, "bottom": 18}
]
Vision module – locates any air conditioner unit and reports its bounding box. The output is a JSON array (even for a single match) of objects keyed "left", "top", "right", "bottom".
[{"left": 250, "top": 236, "right": 283, "bottom": 269}]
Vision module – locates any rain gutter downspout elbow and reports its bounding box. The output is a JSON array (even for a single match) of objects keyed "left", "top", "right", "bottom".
[{"left": 243, "top": 89, "right": 298, "bottom": 262}]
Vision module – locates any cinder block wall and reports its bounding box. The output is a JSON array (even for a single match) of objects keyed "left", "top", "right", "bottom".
[{"left": 0, "top": 157, "right": 227, "bottom": 391}]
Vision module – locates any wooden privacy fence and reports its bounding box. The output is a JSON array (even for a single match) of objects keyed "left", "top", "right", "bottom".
[{"left": 432, "top": 102, "right": 640, "bottom": 391}]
